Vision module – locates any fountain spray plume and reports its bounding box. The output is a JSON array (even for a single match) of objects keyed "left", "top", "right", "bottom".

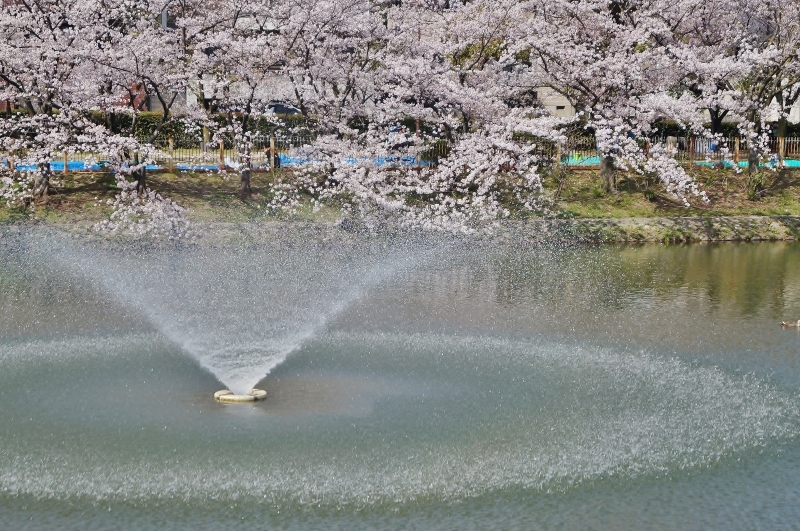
[{"left": 25, "top": 227, "right": 450, "bottom": 395}]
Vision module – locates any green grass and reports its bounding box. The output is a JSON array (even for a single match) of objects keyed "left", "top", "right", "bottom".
[
  {"left": 3, "top": 164, "right": 800, "bottom": 227},
  {"left": 549, "top": 166, "right": 800, "bottom": 218}
]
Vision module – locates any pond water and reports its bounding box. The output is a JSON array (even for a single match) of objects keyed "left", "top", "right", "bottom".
[{"left": 1, "top": 227, "right": 799, "bottom": 529}]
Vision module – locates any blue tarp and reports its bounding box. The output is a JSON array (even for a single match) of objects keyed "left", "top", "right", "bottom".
[
  {"left": 693, "top": 159, "right": 800, "bottom": 168},
  {"left": 561, "top": 156, "right": 800, "bottom": 168},
  {"left": 257, "top": 154, "right": 431, "bottom": 168},
  {"left": 564, "top": 155, "right": 602, "bottom": 166},
  {"left": 9, "top": 156, "right": 795, "bottom": 171},
  {"left": 7, "top": 161, "right": 161, "bottom": 171}
]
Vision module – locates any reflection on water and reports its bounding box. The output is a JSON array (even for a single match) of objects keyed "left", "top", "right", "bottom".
[
  {"left": 358, "top": 241, "right": 800, "bottom": 324},
  {"left": 4, "top": 238, "right": 799, "bottom": 343},
  {"left": 331, "top": 242, "right": 800, "bottom": 382}
]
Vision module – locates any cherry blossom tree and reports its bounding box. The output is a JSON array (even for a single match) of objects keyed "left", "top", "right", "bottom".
[
  {"left": 261, "top": 0, "right": 572, "bottom": 228},
  {"left": 187, "top": 0, "right": 286, "bottom": 196},
  {"left": 2, "top": 0, "right": 799, "bottom": 227},
  {"left": 515, "top": 0, "right": 711, "bottom": 198},
  {"left": 733, "top": 0, "right": 800, "bottom": 176},
  {"left": 0, "top": 0, "right": 89, "bottom": 199},
  {"left": 663, "top": 0, "right": 800, "bottom": 177}
]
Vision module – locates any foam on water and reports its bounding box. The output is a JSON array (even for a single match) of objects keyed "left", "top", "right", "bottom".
[
  {"left": 0, "top": 330, "right": 797, "bottom": 506},
  {"left": 0, "top": 332, "right": 163, "bottom": 364}
]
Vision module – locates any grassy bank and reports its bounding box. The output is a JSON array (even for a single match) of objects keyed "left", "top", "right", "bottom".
[
  {"left": 546, "top": 165, "right": 800, "bottom": 218},
  {"left": 3, "top": 165, "right": 800, "bottom": 242},
  {"left": 0, "top": 170, "right": 343, "bottom": 226}
]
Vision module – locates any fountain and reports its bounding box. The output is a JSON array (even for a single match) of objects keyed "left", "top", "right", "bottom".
[
  {"left": 2, "top": 226, "right": 800, "bottom": 528},
  {"left": 17, "top": 225, "right": 440, "bottom": 398},
  {"left": 214, "top": 388, "right": 267, "bottom": 402}
]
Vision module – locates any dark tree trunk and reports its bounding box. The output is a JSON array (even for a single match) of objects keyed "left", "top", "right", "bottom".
[
  {"left": 746, "top": 111, "right": 761, "bottom": 178},
  {"left": 136, "top": 167, "right": 147, "bottom": 195},
  {"left": 777, "top": 118, "right": 788, "bottom": 165},
  {"left": 600, "top": 155, "right": 615, "bottom": 192},
  {"left": 777, "top": 117, "right": 788, "bottom": 139},
  {"left": 106, "top": 111, "right": 119, "bottom": 134},
  {"left": 238, "top": 135, "right": 252, "bottom": 197},
  {"left": 747, "top": 145, "right": 760, "bottom": 176},
  {"left": 240, "top": 168, "right": 251, "bottom": 197},
  {"left": 33, "top": 162, "right": 50, "bottom": 200},
  {"left": 133, "top": 151, "right": 146, "bottom": 194},
  {"left": 708, "top": 109, "right": 727, "bottom": 136},
  {"left": 745, "top": 143, "right": 764, "bottom": 199}
]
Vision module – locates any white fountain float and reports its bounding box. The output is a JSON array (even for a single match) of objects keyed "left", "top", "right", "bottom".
[{"left": 214, "top": 389, "right": 267, "bottom": 403}]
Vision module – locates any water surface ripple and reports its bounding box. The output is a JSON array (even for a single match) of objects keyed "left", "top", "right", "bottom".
[{"left": 1, "top": 228, "right": 800, "bottom": 529}]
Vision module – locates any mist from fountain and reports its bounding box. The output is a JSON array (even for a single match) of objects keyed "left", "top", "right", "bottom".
[{"left": 26, "top": 228, "right": 445, "bottom": 394}]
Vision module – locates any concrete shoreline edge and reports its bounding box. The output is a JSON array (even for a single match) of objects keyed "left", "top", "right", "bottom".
[
  {"left": 3, "top": 215, "right": 800, "bottom": 244},
  {"left": 534, "top": 215, "right": 800, "bottom": 243}
]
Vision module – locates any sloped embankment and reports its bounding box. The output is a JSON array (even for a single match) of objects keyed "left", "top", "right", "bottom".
[{"left": 547, "top": 216, "right": 800, "bottom": 243}]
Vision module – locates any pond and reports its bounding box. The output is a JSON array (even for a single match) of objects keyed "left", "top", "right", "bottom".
[{"left": 1, "top": 227, "right": 799, "bottom": 529}]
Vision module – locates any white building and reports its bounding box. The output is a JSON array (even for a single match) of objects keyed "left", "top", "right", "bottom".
[{"left": 535, "top": 87, "right": 576, "bottom": 118}]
